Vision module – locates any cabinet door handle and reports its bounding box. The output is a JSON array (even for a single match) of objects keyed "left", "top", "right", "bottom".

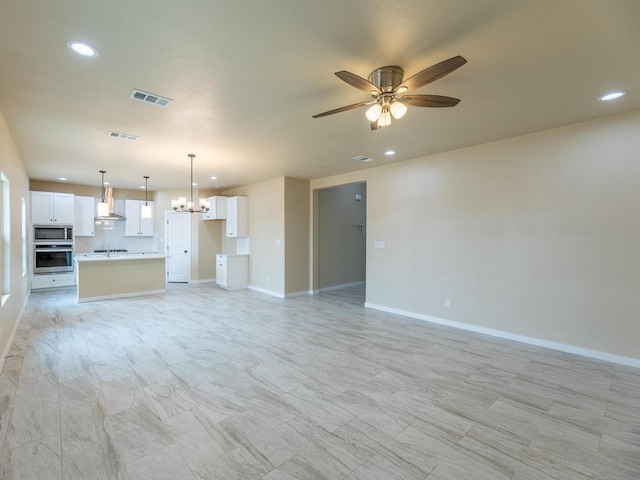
[{"left": 184, "top": 250, "right": 188, "bottom": 253}]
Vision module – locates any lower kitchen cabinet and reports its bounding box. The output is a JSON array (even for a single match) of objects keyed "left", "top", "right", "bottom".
[
  {"left": 216, "top": 254, "right": 248, "bottom": 290},
  {"left": 32, "top": 272, "right": 76, "bottom": 290}
]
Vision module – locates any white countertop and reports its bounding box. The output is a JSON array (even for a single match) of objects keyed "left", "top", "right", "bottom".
[{"left": 75, "top": 253, "right": 165, "bottom": 262}]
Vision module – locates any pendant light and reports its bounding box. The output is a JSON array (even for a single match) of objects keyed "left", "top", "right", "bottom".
[
  {"left": 141, "top": 176, "right": 152, "bottom": 219},
  {"left": 97, "top": 170, "right": 110, "bottom": 217},
  {"left": 171, "top": 154, "right": 210, "bottom": 213}
]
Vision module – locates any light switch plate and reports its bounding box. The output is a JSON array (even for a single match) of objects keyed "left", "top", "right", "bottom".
[{"left": 374, "top": 241, "right": 385, "bottom": 249}]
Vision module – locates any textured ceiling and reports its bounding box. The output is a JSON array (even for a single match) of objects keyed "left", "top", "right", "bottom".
[{"left": 0, "top": 0, "right": 638, "bottom": 191}]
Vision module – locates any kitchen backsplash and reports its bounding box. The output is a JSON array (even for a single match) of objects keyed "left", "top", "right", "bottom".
[{"left": 75, "top": 220, "right": 158, "bottom": 253}]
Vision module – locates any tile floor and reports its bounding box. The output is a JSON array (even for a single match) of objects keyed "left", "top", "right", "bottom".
[{"left": 0, "top": 283, "right": 638, "bottom": 479}]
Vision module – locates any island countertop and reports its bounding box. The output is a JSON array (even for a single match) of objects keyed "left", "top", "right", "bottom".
[{"left": 75, "top": 253, "right": 165, "bottom": 262}]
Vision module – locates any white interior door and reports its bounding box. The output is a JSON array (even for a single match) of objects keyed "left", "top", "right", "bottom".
[{"left": 166, "top": 212, "right": 191, "bottom": 283}]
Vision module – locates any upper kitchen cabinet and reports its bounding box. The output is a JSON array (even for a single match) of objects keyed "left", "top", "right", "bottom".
[
  {"left": 74, "top": 196, "right": 95, "bottom": 236},
  {"left": 202, "top": 196, "right": 227, "bottom": 221},
  {"left": 125, "top": 199, "right": 154, "bottom": 236},
  {"left": 226, "top": 196, "right": 248, "bottom": 237},
  {"left": 31, "top": 191, "right": 74, "bottom": 225}
]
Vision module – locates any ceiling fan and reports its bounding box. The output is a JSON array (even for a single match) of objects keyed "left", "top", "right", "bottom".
[{"left": 312, "top": 55, "right": 467, "bottom": 130}]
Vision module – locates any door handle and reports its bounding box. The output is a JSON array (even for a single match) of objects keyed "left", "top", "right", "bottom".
[{"left": 184, "top": 250, "right": 188, "bottom": 253}]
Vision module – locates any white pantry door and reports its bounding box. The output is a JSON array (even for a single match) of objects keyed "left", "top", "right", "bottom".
[{"left": 166, "top": 212, "right": 191, "bottom": 283}]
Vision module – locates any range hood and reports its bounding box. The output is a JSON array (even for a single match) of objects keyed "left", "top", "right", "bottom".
[{"left": 95, "top": 187, "right": 126, "bottom": 221}]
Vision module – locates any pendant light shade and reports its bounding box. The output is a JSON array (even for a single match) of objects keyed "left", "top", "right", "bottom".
[
  {"left": 141, "top": 175, "right": 152, "bottom": 219},
  {"left": 97, "top": 170, "right": 110, "bottom": 217}
]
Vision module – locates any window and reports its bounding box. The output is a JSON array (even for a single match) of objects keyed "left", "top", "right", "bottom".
[{"left": 1, "top": 172, "right": 10, "bottom": 304}]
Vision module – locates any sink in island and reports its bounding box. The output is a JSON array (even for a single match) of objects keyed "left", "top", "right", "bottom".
[{"left": 75, "top": 253, "right": 166, "bottom": 303}]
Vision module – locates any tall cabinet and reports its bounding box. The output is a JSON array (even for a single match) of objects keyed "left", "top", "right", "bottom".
[{"left": 74, "top": 196, "right": 95, "bottom": 236}]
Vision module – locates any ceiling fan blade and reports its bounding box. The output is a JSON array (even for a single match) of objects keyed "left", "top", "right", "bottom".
[
  {"left": 399, "top": 94, "right": 461, "bottom": 108},
  {"left": 312, "top": 101, "right": 373, "bottom": 118},
  {"left": 397, "top": 55, "right": 467, "bottom": 92},
  {"left": 335, "top": 71, "right": 381, "bottom": 95}
]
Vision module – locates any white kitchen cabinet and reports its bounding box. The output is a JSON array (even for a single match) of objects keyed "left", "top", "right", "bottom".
[
  {"left": 74, "top": 196, "right": 95, "bottom": 236},
  {"left": 225, "top": 196, "right": 248, "bottom": 237},
  {"left": 216, "top": 254, "right": 248, "bottom": 289},
  {"left": 31, "top": 191, "right": 75, "bottom": 225},
  {"left": 125, "top": 199, "right": 154, "bottom": 236},
  {"left": 31, "top": 272, "right": 75, "bottom": 290},
  {"left": 202, "top": 196, "right": 227, "bottom": 220}
]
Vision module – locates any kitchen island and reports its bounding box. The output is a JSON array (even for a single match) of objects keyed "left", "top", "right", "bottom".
[{"left": 75, "top": 253, "right": 166, "bottom": 303}]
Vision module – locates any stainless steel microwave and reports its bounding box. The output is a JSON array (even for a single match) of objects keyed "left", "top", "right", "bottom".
[{"left": 33, "top": 225, "right": 73, "bottom": 242}]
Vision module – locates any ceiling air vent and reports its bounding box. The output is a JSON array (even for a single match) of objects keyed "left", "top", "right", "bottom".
[
  {"left": 353, "top": 155, "right": 374, "bottom": 163},
  {"left": 107, "top": 131, "right": 139, "bottom": 141},
  {"left": 130, "top": 89, "right": 172, "bottom": 107}
]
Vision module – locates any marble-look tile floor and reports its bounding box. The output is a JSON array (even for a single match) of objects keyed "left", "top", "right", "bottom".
[{"left": 0, "top": 283, "right": 639, "bottom": 479}]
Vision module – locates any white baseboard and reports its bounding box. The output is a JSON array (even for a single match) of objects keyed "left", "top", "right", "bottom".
[
  {"left": 284, "top": 290, "right": 312, "bottom": 298},
  {"left": 189, "top": 278, "right": 217, "bottom": 284},
  {"left": 365, "top": 302, "right": 640, "bottom": 369},
  {"left": 247, "top": 285, "right": 285, "bottom": 298},
  {"left": 0, "top": 291, "right": 30, "bottom": 373},
  {"left": 318, "top": 281, "right": 365, "bottom": 293},
  {"left": 77, "top": 289, "right": 166, "bottom": 303}
]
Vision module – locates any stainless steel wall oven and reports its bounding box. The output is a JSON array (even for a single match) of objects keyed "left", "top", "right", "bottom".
[{"left": 33, "top": 243, "right": 74, "bottom": 274}]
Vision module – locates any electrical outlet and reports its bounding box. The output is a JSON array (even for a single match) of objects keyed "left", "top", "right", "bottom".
[{"left": 444, "top": 299, "right": 451, "bottom": 309}]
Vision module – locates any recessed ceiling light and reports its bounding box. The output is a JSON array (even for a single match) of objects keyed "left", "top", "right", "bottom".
[
  {"left": 210, "top": 176, "right": 218, "bottom": 180},
  {"left": 192, "top": 182, "right": 197, "bottom": 186},
  {"left": 59, "top": 177, "right": 67, "bottom": 181},
  {"left": 104, "top": 181, "right": 110, "bottom": 186},
  {"left": 67, "top": 40, "right": 99, "bottom": 58},
  {"left": 385, "top": 150, "right": 396, "bottom": 156},
  {"left": 598, "top": 91, "right": 627, "bottom": 102}
]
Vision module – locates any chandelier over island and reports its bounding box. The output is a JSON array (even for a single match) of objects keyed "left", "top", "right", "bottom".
[{"left": 171, "top": 154, "right": 210, "bottom": 213}]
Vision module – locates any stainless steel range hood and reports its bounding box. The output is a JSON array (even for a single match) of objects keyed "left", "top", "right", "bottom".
[{"left": 95, "top": 187, "right": 126, "bottom": 221}]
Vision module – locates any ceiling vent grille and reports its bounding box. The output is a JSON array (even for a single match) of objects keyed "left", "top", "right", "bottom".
[
  {"left": 130, "top": 89, "right": 172, "bottom": 107},
  {"left": 353, "top": 155, "right": 374, "bottom": 162},
  {"left": 107, "top": 131, "right": 139, "bottom": 141}
]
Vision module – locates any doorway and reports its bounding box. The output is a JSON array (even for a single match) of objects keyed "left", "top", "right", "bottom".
[
  {"left": 314, "top": 182, "right": 367, "bottom": 297},
  {"left": 165, "top": 212, "right": 191, "bottom": 283}
]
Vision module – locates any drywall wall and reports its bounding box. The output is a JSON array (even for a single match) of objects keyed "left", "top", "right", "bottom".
[
  {"left": 0, "top": 109, "right": 31, "bottom": 367},
  {"left": 284, "top": 177, "right": 310, "bottom": 295},
  {"left": 311, "top": 109, "right": 640, "bottom": 361},
  {"left": 224, "top": 177, "right": 285, "bottom": 295}
]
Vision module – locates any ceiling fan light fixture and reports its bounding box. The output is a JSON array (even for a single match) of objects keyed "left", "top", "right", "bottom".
[
  {"left": 390, "top": 101, "right": 407, "bottom": 119},
  {"left": 365, "top": 103, "right": 382, "bottom": 122},
  {"left": 396, "top": 86, "right": 408, "bottom": 94}
]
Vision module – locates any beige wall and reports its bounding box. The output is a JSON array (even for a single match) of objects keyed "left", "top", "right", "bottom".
[
  {"left": 30, "top": 180, "right": 146, "bottom": 201},
  {"left": 0, "top": 109, "right": 31, "bottom": 363},
  {"left": 311, "top": 109, "right": 640, "bottom": 361},
  {"left": 284, "top": 177, "right": 310, "bottom": 295},
  {"left": 315, "top": 182, "right": 366, "bottom": 290},
  {"left": 225, "top": 177, "right": 285, "bottom": 294}
]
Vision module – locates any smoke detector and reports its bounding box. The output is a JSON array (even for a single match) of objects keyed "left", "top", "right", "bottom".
[{"left": 130, "top": 89, "right": 172, "bottom": 107}]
